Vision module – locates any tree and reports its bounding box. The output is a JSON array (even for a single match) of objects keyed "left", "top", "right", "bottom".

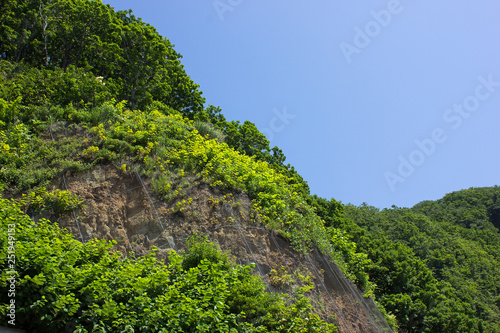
[{"left": 0, "top": 0, "right": 205, "bottom": 113}]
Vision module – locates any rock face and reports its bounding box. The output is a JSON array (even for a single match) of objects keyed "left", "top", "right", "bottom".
[{"left": 48, "top": 164, "right": 392, "bottom": 333}]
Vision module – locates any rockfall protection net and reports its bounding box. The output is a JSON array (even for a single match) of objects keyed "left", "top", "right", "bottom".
[{"left": 39, "top": 130, "right": 393, "bottom": 332}]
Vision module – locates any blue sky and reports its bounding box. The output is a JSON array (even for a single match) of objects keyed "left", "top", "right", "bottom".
[{"left": 103, "top": 0, "right": 500, "bottom": 209}]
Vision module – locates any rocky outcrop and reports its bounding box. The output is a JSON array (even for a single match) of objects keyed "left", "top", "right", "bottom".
[{"left": 46, "top": 164, "right": 392, "bottom": 333}]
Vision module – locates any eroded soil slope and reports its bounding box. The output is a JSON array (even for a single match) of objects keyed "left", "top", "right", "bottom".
[{"left": 45, "top": 165, "right": 391, "bottom": 333}]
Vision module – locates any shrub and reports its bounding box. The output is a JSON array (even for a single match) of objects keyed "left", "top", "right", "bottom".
[
  {"left": 194, "top": 120, "right": 225, "bottom": 142},
  {"left": 182, "top": 234, "right": 231, "bottom": 270},
  {"left": 21, "top": 187, "right": 84, "bottom": 218}
]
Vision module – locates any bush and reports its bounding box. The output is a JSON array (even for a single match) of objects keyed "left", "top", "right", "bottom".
[
  {"left": 194, "top": 120, "right": 225, "bottom": 142},
  {"left": 182, "top": 234, "right": 231, "bottom": 270},
  {"left": 21, "top": 187, "right": 84, "bottom": 218},
  {"left": 0, "top": 61, "right": 112, "bottom": 119}
]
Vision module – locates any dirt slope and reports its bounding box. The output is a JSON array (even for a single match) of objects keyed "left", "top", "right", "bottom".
[{"left": 44, "top": 164, "right": 392, "bottom": 333}]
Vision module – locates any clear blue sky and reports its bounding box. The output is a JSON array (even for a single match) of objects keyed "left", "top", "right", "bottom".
[{"left": 103, "top": 0, "right": 500, "bottom": 209}]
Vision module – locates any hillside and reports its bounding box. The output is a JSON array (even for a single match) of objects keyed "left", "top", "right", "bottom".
[{"left": 1, "top": 1, "right": 499, "bottom": 332}]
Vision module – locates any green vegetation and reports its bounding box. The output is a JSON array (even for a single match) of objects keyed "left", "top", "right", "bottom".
[
  {"left": 21, "top": 186, "right": 84, "bottom": 218},
  {"left": 0, "top": 1, "right": 499, "bottom": 332},
  {"left": 340, "top": 188, "right": 500, "bottom": 332}
]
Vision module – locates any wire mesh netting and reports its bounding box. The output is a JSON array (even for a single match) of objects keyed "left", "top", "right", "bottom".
[
  {"left": 39, "top": 127, "right": 392, "bottom": 333},
  {"left": 40, "top": 162, "right": 393, "bottom": 333}
]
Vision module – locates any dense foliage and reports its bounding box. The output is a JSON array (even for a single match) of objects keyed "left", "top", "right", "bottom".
[
  {"left": 0, "top": 0, "right": 204, "bottom": 112},
  {"left": 340, "top": 189, "right": 500, "bottom": 332}
]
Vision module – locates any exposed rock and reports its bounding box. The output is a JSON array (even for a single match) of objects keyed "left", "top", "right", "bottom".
[{"left": 46, "top": 164, "right": 392, "bottom": 333}]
